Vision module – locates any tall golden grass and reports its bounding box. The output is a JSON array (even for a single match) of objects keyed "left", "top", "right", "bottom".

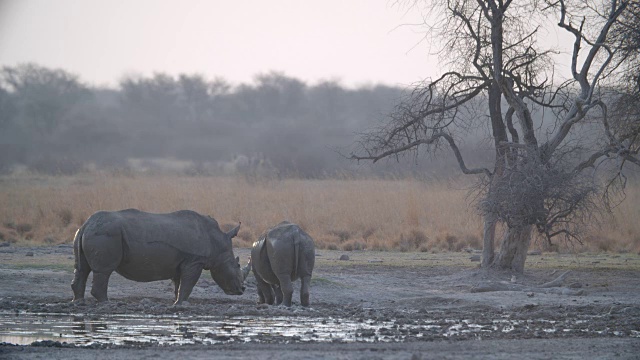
[{"left": 1, "top": 173, "right": 638, "bottom": 253}]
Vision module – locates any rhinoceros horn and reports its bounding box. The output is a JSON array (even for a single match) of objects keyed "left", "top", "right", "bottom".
[
  {"left": 241, "top": 256, "right": 252, "bottom": 281},
  {"left": 227, "top": 222, "right": 241, "bottom": 239}
]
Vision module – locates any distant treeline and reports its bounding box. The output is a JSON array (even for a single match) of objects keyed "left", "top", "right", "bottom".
[{"left": 0, "top": 63, "right": 492, "bottom": 177}]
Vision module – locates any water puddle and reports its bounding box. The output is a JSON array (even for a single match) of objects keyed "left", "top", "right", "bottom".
[
  {"left": 0, "top": 312, "right": 404, "bottom": 346},
  {"left": 0, "top": 311, "right": 635, "bottom": 346}
]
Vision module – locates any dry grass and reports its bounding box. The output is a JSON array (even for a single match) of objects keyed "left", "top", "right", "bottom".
[{"left": 0, "top": 172, "right": 638, "bottom": 253}]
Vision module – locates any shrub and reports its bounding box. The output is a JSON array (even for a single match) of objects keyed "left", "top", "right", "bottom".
[
  {"left": 56, "top": 208, "right": 73, "bottom": 227},
  {"left": 341, "top": 239, "right": 366, "bottom": 251},
  {"left": 394, "top": 229, "right": 429, "bottom": 252},
  {"left": 324, "top": 243, "right": 339, "bottom": 250},
  {"left": 16, "top": 223, "right": 33, "bottom": 235},
  {"left": 418, "top": 243, "right": 430, "bottom": 252},
  {"left": 410, "top": 229, "right": 429, "bottom": 248},
  {"left": 464, "top": 235, "right": 482, "bottom": 250},
  {"left": 433, "top": 233, "right": 466, "bottom": 252},
  {"left": 367, "top": 238, "right": 390, "bottom": 251},
  {"left": 43, "top": 236, "right": 57, "bottom": 244},
  {"left": 361, "top": 227, "right": 376, "bottom": 240},
  {"left": 237, "top": 229, "right": 255, "bottom": 243},
  {"left": 316, "top": 234, "right": 341, "bottom": 250},
  {"left": 394, "top": 236, "right": 413, "bottom": 252},
  {"left": 329, "top": 229, "right": 353, "bottom": 242}
]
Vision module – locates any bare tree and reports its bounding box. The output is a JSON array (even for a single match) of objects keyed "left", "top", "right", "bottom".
[
  {"left": 353, "top": 0, "right": 639, "bottom": 272},
  {"left": 608, "top": 0, "right": 640, "bottom": 177}
]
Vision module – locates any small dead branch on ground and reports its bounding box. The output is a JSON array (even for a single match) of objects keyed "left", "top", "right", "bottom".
[{"left": 470, "top": 270, "right": 584, "bottom": 296}]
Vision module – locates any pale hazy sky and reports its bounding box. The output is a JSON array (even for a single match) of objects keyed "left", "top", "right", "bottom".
[{"left": 0, "top": 0, "right": 440, "bottom": 88}]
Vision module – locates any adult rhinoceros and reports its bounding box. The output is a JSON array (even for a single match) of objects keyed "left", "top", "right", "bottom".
[
  {"left": 71, "top": 209, "right": 246, "bottom": 305},
  {"left": 248, "top": 221, "right": 315, "bottom": 307}
]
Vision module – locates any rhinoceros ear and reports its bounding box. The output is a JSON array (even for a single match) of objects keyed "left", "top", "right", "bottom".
[{"left": 227, "top": 222, "right": 241, "bottom": 239}]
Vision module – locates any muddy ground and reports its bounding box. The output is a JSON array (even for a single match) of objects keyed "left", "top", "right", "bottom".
[{"left": 0, "top": 244, "right": 639, "bottom": 359}]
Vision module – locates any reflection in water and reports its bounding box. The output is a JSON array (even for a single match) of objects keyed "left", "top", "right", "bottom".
[
  {"left": 0, "top": 312, "right": 407, "bottom": 346},
  {"left": 0, "top": 311, "right": 635, "bottom": 346},
  {"left": 0, "top": 313, "right": 384, "bottom": 345},
  {"left": 71, "top": 316, "right": 107, "bottom": 335}
]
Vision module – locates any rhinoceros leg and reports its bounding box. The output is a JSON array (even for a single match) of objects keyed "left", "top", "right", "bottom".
[
  {"left": 71, "top": 249, "right": 91, "bottom": 302},
  {"left": 300, "top": 275, "right": 311, "bottom": 307},
  {"left": 273, "top": 284, "right": 283, "bottom": 305},
  {"left": 172, "top": 274, "right": 180, "bottom": 300},
  {"left": 71, "top": 268, "right": 90, "bottom": 303},
  {"left": 174, "top": 262, "right": 203, "bottom": 305},
  {"left": 90, "top": 271, "right": 112, "bottom": 302},
  {"left": 277, "top": 274, "right": 294, "bottom": 307},
  {"left": 71, "top": 227, "right": 91, "bottom": 302},
  {"left": 255, "top": 275, "right": 274, "bottom": 305}
]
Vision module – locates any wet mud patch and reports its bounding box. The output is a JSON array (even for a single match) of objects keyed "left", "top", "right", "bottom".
[
  {"left": 2, "top": 312, "right": 396, "bottom": 346},
  {"left": 1, "top": 308, "right": 638, "bottom": 347}
]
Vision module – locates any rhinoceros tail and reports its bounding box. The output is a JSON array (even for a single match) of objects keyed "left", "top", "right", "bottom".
[
  {"left": 73, "top": 223, "right": 89, "bottom": 272},
  {"left": 293, "top": 233, "right": 300, "bottom": 281}
]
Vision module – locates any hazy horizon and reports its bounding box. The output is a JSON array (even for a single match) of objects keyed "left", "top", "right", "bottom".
[{"left": 0, "top": 0, "right": 440, "bottom": 88}]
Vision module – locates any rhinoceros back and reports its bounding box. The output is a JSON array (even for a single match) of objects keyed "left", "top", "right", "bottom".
[
  {"left": 97, "top": 209, "right": 220, "bottom": 257},
  {"left": 79, "top": 209, "right": 226, "bottom": 281},
  {"left": 263, "top": 221, "right": 315, "bottom": 281}
]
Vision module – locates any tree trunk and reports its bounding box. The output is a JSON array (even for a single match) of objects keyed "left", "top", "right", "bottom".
[
  {"left": 481, "top": 213, "right": 496, "bottom": 268},
  {"left": 492, "top": 224, "right": 532, "bottom": 273}
]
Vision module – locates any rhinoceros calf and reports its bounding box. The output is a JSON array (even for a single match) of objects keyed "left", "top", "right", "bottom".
[
  {"left": 71, "top": 209, "right": 246, "bottom": 305},
  {"left": 248, "top": 221, "right": 315, "bottom": 307}
]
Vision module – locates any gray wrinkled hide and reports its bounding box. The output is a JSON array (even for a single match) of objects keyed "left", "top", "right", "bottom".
[
  {"left": 250, "top": 221, "right": 315, "bottom": 307},
  {"left": 71, "top": 209, "right": 245, "bottom": 305}
]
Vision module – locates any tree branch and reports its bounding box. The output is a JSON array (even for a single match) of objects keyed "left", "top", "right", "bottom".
[
  {"left": 383, "top": 72, "right": 488, "bottom": 145},
  {"left": 352, "top": 132, "right": 492, "bottom": 177},
  {"left": 543, "top": 0, "right": 628, "bottom": 161}
]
